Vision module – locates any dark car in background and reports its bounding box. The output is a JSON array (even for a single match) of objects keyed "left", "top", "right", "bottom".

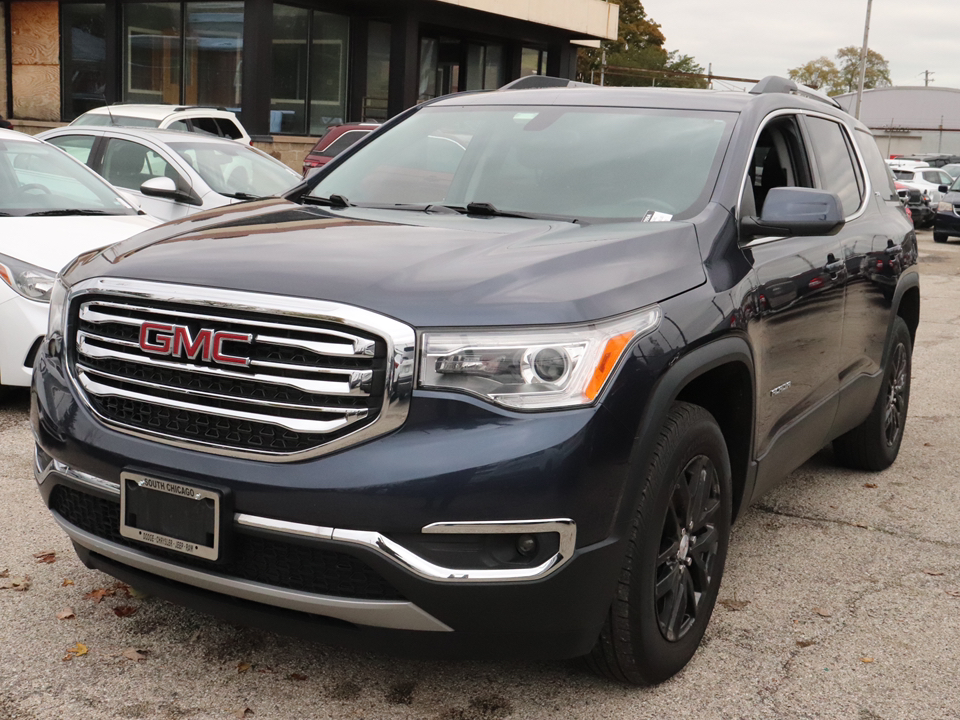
[
  {"left": 934, "top": 175, "right": 960, "bottom": 242},
  {"left": 32, "top": 76, "right": 918, "bottom": 686},
  {"left": 301, "top": 123, "right": 378, "bottom": 175}
]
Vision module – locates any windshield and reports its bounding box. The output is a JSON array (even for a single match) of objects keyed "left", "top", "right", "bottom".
[
  {"left": 0, "top": 138, "right": 137, "bottom": 216},
  {"left": 167, "top": 141, "right": 301, "bottom": 197},
  {"left": 72, "top": 114, "right": 161, "bottom": 128},
  {"left": 308, "top": 105, "right": 735, "bottom": 221}
]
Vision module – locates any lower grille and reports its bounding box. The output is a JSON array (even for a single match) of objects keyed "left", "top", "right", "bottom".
[{"left": 50, "top": 485, "right": 405, "bottom": 601}]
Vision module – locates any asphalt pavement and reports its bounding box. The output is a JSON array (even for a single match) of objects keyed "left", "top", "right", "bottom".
[{"left": 1, "top": 230, "right": 958, "bottom": 720}]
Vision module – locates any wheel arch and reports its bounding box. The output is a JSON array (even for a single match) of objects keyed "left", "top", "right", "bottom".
[
  {"left": 627, "top": 336, "right": 756, "bottom": 526},
  {"left": 894, "top": 276, "right": 920, "bottom": 347}
]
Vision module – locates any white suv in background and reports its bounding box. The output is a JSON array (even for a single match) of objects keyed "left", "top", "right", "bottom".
[
  {"left": 891, "top": 166, "right": 954, "bottom": 205},
  {"left": 69, "top": 105, "right": 251, "bottom": 145}
]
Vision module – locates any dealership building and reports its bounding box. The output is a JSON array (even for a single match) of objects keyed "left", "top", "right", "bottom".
[
  {"left": 0, "top": 0, "right": 617, "bottom": 164},
  {"left": 835, "top": 86, "right": 960, "bottom": 158}
]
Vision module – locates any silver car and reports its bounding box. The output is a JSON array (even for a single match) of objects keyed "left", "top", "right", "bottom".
[{"left": 36, "top": 126, "right": 301, "bottom": 223}]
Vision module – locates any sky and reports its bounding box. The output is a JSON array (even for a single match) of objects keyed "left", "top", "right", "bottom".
[{"left": 641, "top": 0, "right": 960, "bottom": 93}]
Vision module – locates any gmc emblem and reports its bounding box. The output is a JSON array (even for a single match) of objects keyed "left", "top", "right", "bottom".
[{"left": 139, "top": 322, "right": 252, "bottom": 367}]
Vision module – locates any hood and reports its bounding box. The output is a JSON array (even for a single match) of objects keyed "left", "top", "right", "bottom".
[
  {"left": 0, "top": 215, "right": 160, "bottom": 272},
  {"left": 66, "top": 200, "right": 706, "bottom": 327}
]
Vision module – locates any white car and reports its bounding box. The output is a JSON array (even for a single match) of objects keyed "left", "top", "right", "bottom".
[
  {"left": 890, "top": 166, "right": 954, "bottom": 205},
  {"left": 0, "top": 129, "right": 159, "bottom": 395},
  {"left": 68, "top": 104, "right": 252, "bottom": 145},
  {"left": 37, "top": 126, "right": 301, "bottom": 223}
]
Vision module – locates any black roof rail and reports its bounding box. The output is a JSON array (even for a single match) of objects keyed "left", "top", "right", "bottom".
[
  {"left": 749, "top": 76, "right": 841, "bottom": 109},
  {"left": 173, "top": 105, "right": 230, "bottom": 112},
  {"left": 499, "top": 75, "right": 595, "bottom": 91}
]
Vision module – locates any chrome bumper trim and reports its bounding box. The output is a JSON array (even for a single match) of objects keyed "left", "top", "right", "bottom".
[
  {"left": 52, "top": 512, "right": 452, "bottom": 632},
  {"left": 43, "top": 459, "right": 577, "bottom": 584}
]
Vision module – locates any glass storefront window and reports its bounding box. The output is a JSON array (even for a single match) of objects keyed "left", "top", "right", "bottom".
[
  {"left": 418, "top": 39, "right": 438, "bottom": 103},
  {"left": 61, "top": 4, "right": 107, "bottom": 121},
  {"left": 465, "top": 43, "right": 504, "bottom": 91},
  {"left": 309, "top": 11, "right": 349, "bottom": 135},
  {"left": 124, "top": 3, "right": 182, "bottom": 104},
  {"left": 521, "top": 47, "right": 546, "bottom": 77},
  {"left": 364, "top": 22, "right": 390, "bottom": 122},
  {"left": 184, "top": 2, "right": 244, "bottom": 108},
  {"left": 271, "top": 4, "right": 308, "bottom": 134}
]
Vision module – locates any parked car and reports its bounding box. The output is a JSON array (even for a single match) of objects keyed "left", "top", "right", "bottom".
[
  {"left": 891, "top": 166, "right": 954, "bottom": 205},
  {"left": 886, "top": 158, "right": 928, "bottom": 170},
  {"left": 941, "top": 163, "right": 960, "bottom": 179},
  {"left": 933, "top": 175, "right": 960, "bottom": 242},
  {"left": 0, "top": 129, "right": 158, "bottom": 396},
  {"left": 895, "top": 181, "right": 934, "bottom": 228},
  {"left": 893, "top": 153, "right": 960, "bottom": 169},
  {"left": 32, "top": 76, "right": 918, "bottom": 686},
  {"left": 69, "top": 104, "right": 252, "bottom": 145},
  {"left": 37, "top": 127, "right": 302, "bottom": 223},
  {"left": 0, "top": 115, "right": 12, "bottom": 130},
  {"left": 301, "top": 123, "right": 378, "bottom": 175}
]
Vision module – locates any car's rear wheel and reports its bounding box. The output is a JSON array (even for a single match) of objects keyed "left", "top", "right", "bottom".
[
  {"left": 934, "top": 232, "right": 948, "bottom": 243},
  {"left": 585, "top": 402, "right": 732, "bottom": 685},
  {"left": 833, "top": 316, "right": 912, "bottom": 471}
]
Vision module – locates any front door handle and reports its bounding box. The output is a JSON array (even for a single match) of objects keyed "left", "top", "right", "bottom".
[{"left": 824, "top": 253, "right": 844, "bottom": 275}]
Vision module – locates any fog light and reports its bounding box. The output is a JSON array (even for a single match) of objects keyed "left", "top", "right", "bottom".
[{"left": 516, "top": 534, "right": 538, "bottom": 557}]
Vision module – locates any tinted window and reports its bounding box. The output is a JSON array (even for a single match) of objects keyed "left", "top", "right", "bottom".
[
  {"left": 310, "top": 106, "right": 736, "bottom": 221},
  {"left": 321, "top": 130, "right": 370, "bottom": 157},
  {"left": 215, "top": 118, "right": 243, "bottom": 140},
  {"left": 191, "top": 117, "right": 222, "bottom": 136},
  {"left": 101, "top": 139, "right": 183, "bottom": 190},
  {"left": 805, "top": 116, "right": 864, "bottom": 216},
  {"left": 47, "top": 135, "right": 97, "bottom": 165},
  {"left": 853, "top": 129, "right": 898, "bottom": 202}
]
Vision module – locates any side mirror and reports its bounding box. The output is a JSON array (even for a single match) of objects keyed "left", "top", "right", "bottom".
[
  {"left": 140, "top": 176, "right": 179, "bottom": 198},
  {"left": 939, "top": 184, "right": 949, "bottom": 193},
  {"left": 742, "top": 187, "right": 845, "bottom": 239}
]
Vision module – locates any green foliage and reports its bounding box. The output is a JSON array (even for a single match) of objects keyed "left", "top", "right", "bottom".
[
  {"left": 576, "top": 0, "right": 707, "bottom": 89},
  {"left": 788, "top": 47, "right": 891, "bottom": 96}
]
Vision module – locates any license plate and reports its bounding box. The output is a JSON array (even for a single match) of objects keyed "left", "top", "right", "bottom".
[{"left": 120, "top": 472, "right": 220, "bottom": 561}]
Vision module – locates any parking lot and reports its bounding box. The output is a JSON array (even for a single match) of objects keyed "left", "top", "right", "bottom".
[{"left": 1, "top": 229, "right": 958, "bottom": 720}]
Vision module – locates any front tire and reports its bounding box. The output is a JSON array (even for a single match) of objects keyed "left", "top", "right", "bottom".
[
  {"left": 934, "top": 232, "right": 948, "bottom": 243},
  {"left": 833, "top": 316, "right": 912, "bottom": 471},
  {"left": 586, "top": 402, "right": 732, "bottom": 685}
]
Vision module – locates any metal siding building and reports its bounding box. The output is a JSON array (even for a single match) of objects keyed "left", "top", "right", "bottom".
[{"left": 834, "top": 86, "right": 960, "bottom": 158}]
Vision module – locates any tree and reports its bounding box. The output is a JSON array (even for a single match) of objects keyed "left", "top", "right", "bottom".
[
  {"left": 576, "top": 0, "right": 707, "bottom": 89},
  {"left": 788, "top": 47, "right": 891, "bottom": 96}
]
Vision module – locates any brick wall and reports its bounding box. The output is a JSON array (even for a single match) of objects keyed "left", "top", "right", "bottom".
[
  {"left": 253, "top": 135, "right": 316, "bottom": 174},
  {"left": 0, "top": 3, "right": 7, "bottom": 119}
]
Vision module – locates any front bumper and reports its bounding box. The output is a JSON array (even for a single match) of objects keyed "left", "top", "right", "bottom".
[
  {"left": 934, "top": 208, "right": 960, "bottom": 236},
  {"left": 0, "top": 293, "right": 47, "bottom": 387},
  {"left": 32, "top": 343, "right": 641, "bottom": 658}
]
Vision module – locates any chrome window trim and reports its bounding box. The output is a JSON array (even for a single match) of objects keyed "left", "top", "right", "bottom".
[
  {"left": 736, "top": 108, "right": 873, "bottom": 235},
  {"left": 62, "top": 278, "right": 416, "bottom": 462},
  {"left": 52, "top": 513, "right": 452, "bottom": 632}
]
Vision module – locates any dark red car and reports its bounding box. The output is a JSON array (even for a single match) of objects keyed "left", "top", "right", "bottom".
[{"left": 302, "top": 123, "right": 378, "bottom": 176}]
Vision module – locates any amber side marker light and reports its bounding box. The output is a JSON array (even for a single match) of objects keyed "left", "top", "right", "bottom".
[{"left": 585, "top": 331, "right": 634, "bottom": 401}]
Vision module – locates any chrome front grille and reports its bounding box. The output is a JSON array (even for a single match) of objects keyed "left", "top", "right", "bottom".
[{"left": 65, "top": 279, "right": 415, "bottom": 461}]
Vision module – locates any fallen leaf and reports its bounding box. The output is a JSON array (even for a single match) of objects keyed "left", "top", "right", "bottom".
[
  {"left": 56, "top": 608, "right": 76, "bottom": 620},
  {"left": 854, "top": 523, "right": 869, "bottom": 529},
  {"left": 128, "top": 586, "right": 149, "bottom": 599},
  {"left": 237, "top": 662, "right": 252, "bottom": 674},
  {"left": 234, "top": 708, "right": 254, "bottom": 718},
  {"left": 189, "top": 629, "right": 202, "bottom": 643},
  {"left": 718, "top": 598, "right": 750, "bottom": 611},
  {"left": 861, "top": 657, "right": 874, "bottom": 663},
  {"left": 113, "top": 606, "right": 138, "bottom": 618},
  {"left": 122, "top": 648, "right": 147, "bottom": 662},
  {"left": 257, "top": 667, "right": 276, "bottom": 674},
  {"left": 0, "top": 576, "right": 31, "bottom": 591},
  {"left": 813, "top": 608, "right": 832, "bottom": 618},
  {"left": 0, "top": 569, "right": 8, "bottom": 578},
  {"left": 63, "top": 642, "right": 88, "bottom": 661},
  {"left": 61, "top": 578, "right": 74, "bottom": 587},
  {"left": 33, "top": 551, "right": 57, "bottom": 564},
  {"left": 946, "top": 590, "right": 960, "bottom": 598},
  {"left": 924, "top": 570, "right": 945, "bottom": 576},
  {"left": 84, "top": 587, "right": 116, "bottom": 603},
  {"left": 863, "top": 483, "right": 878, "bottom": 489},
  {"left": 114, "top": 583, "right": 133, "bottom": 598},
  {"left": 288, "top": 673, "right": 308, "bottom": 681},
  {"left": 796, "top": 639, "right": 816, "bottom": 648}
]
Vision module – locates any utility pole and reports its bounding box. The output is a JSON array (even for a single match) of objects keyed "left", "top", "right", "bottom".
[
  {"left": 600, "top": 48, "right": 606, "bottom": 87},
  {"left": 923, "top": 70, "right": 935, "bottom": 87},
  {"left": 708, "top": 63, "right": 713, "bottom": 89},
  {"left": 855, "top": 0, "right": 873, "bottom": 120}
]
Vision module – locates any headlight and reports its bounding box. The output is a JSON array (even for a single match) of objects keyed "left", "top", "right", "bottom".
[
  {"left": 420, "top": 305, "right": 661, "bottom": 410},
  {"left": 0, "top": 253, "right": 56, "bottom": 302},
  {"left": 46, "top": 276, "right": 68, "bottom": 338},
  {"left": 938, "top": 201, "right": 954, "bottom": 212}
]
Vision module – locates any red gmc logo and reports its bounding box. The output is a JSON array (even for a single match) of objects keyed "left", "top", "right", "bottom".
[{"left": 139, "top": 322, "right": 252, "bottom": 367}]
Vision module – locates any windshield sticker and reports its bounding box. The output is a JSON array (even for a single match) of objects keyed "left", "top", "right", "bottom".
[{"left": 641, "top": 211, "right": 673, "bottom": 222}]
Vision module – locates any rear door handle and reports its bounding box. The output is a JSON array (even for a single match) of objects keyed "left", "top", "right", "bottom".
[{"left": 824, "top": 253, "right": 844, "bottom": 275}]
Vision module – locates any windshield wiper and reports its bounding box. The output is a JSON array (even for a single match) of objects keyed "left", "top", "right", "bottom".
[
  {"left": 449, "top": 202, "right": 578, "bottom": 223},
  {"left": 223, "top": 192, "right": 263, "bottom": 201},
  {"left": 304, "top": 193, "right": 352, "bottom": 208},
  {"left": 26, "top": 209, "right": 118, "bottom": 217}
]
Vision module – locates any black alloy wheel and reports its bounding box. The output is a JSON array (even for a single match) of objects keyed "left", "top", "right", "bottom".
[
  {"left": 883, "top": 342, "right": 908, "bottom": 448},
  {"left": 585, "top": 402, "right": 732, "bottom": 685},
  {"left": 655, "top": 455, "right": 722, "bottom": 643}
]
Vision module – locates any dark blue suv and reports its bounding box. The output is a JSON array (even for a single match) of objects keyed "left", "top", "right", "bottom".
[{"left": 32, "top": 77, "right": 919, "bottom": 685}]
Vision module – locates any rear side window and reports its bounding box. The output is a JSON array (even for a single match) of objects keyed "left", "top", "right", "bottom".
[
  {"left": 215, "top": 118, "right": 243, "bottom": 140},
  {"left": 47, "top": 134, "right": 97, "bottom": 165},
  {"left": 321, "top": 130, "right": 370, "bottom": 157},
  {"left": 191, "top": 117, "right": 222, "bottom": 137},
  {"left": 805, "top": 116, "right": 864, "bottom": 216},
  {"left": 853, "top": 128, "right": 898, "bottom": 202}
]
